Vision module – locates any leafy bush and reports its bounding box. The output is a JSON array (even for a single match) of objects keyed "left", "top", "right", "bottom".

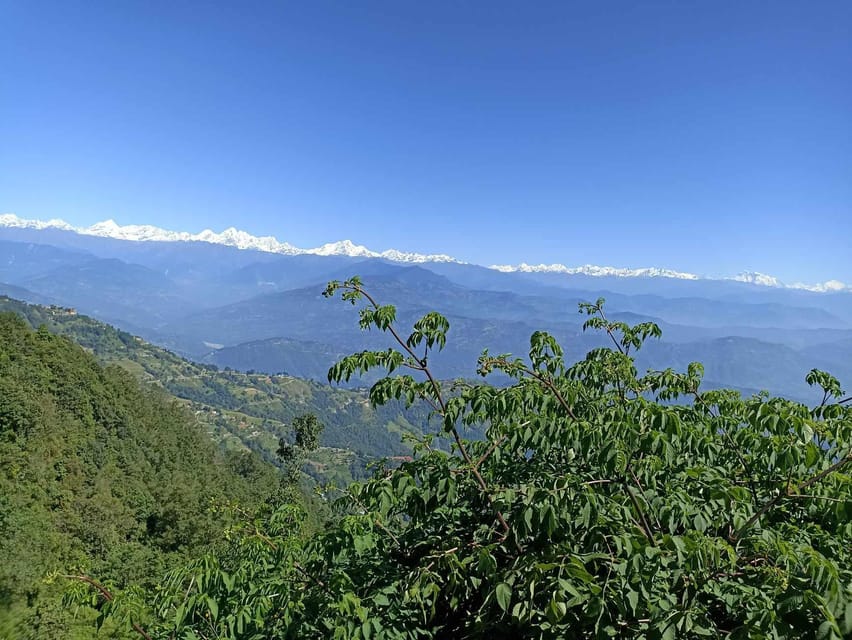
[{"left": 78, "top": 279, "right": 852, "bottom": 639}]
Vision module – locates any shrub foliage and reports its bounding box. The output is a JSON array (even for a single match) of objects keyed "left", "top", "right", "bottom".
[{"left": 75, "top": 278, "right": 852, "bottom": 639}]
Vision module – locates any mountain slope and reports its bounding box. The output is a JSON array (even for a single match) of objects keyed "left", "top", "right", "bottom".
[
  {"left": 0, "top": 297, "right": 436, "bottom": 466},
  {"left": 0, "top": 311, "right": 280, "bottom": 639},
  {"left": 0, "top": 240, "right": 92, "bottom": 281}
]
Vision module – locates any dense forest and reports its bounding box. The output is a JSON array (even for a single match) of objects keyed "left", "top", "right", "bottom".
[
  {"left": 0, "top": 312, "right": 290, "bottom": 638},
  {"left": 1, "top": 278, "right": 851, "bottom": 638}
]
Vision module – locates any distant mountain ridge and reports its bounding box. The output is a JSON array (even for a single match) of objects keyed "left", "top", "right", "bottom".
[{"left": 2, "top": 212, "right": 848, "bottom": 292}]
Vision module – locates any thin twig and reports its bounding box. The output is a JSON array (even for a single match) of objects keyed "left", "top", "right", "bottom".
[
  {"left": 349, "top": 492, "right": 404, "bottom": 549},
  {"left": 293, "top": 562, "right": 328, "bottom": 591},
  {"left": 595, "top": 305, "right": 625, "bottom": 355},
  {"left": 522, "top": 366, "right": 579, "bottom": 421},
  {"left": 474, "top": 434, "right": 508, "bottom": 469},
  {"left": 788, "top": 494, "right": 848, "bottom": 504},
  {"left": 629, "top": 466, "right": 663, "bottom": 536},
  {"left": 623, "top": 478, "right": 654, "bottom": 542}
]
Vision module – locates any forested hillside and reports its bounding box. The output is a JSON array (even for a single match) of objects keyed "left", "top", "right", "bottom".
[
  {"left": 0, "top": 296, "right": 438, "bottom": 485},
  {"left": 0, "top": 313, "right": 282, "bottom": 638}
]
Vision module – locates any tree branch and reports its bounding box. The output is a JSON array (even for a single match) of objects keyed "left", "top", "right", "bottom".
[
  {"left": 595, "top": 304, "right": 625, "bottom": 355},
  {"left": 623, "top": 477, "right": 655, "bottom": 543},
  {"left": 344, "top": 283, "right": 516, "bottom": 548},
  {"left": 521, "top": 366, "right": 579, "bottom": 421},
  {"left": 62, "top": 575, "right": 152, "bottom": 640},
  {"left": 731, "top": 452, "right": 852, "bottom": 541}
]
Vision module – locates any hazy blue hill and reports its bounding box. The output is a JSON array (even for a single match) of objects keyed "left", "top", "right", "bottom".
[
  {"left": 0, "top": 226, "right": 276, "bottom": 272},
  {"left": 20, "top": 258, "right": 196, "bottom": 325},
  {"left": 0, "top": 230, "right": 290, "bottom": 306},
  {"left": 1, "top": 231, "right": 850, "bottom": 401},
  {"left": 514, "top": 269, "right": 852, "bottom": 311},
  {"left": 651, "top": 322, "right": 852, "bottom": 348},
  {"left": 0, "top": 239, "right": 92, "bottom": 281},
  {"left": 604, "top": 294, "right": 847, "bottom": 329},
  {"left": 225, "top": 254, "right": 363, "bottom": 291},
  {"left": 320, "top": 263, "right": 848, "bottom": 330},
  {"left": 798, "top": 292, "right": 852, "bottom": 319},
  {"left": 0, "top": 225, "right": 118, "bottom": 255},
  {"left": 637, "top": 336, "right": 832, "bottom": 403},
  {"left": 0, "top": 281, "right": 55, "bottom": 306},
  {"left": 170, "top": 281, "right": 373, "bottom": 351},
  {"left": 161, "top": 263, "right": 850, "bottom": 391},
  {"left": 799, "top": 338, "right": 852, "bottom": 381},
  {"left": 195, "top": 319, "right": 845, "bottom": 403},
  {"left": 164, "top": 274, "right": 603, "bottom": 381},
  {"left": 171, "top": 264, "right": 581, "bottom": 346},
  {"left": 416, "top": 260, "right": 572, "bottom": 295},
  {"left": 3, "top": 233, "right": 848, "bottom": 333},
  {"left": 204, "top": 336, "right": 347, "bottom": 380}
]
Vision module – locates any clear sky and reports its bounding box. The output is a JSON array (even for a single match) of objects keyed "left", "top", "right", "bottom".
[{"left": 2, "top": 1, "right": 850, "bottom": 282}]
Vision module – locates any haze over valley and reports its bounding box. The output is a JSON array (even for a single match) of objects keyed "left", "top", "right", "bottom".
[{"left": 2, "top": 215, "right": 850, "bottom": 403}]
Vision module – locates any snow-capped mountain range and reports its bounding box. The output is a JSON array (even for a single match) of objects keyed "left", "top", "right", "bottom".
[
  {"left": 0, "top": 214, "right": 458, "bottom": 264},
  {"left": 489, "top": 262, "right": 701, "bottom": 281},
  {"left": 1, "top": 213, "right": 848, "bottom": 293}
]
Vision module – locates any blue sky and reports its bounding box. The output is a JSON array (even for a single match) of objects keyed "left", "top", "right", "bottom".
[{"left": 1, "top": 1, "right": 850, "bottom": 282}]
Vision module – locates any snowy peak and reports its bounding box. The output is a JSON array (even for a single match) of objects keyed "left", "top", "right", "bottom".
[
  {"left": 490, "top": 263, "right": 700, "bottom": 280},
  {"left": 804, "top": 280, "right": 848, "bottom": 292},
  {"left": 729, "top": 271, "right": 850, "bottom": 293},
  {"left": 730, "top": 272, "right": 783, "bottom": 287},
  {"left": 0, "top": 212, "right": 75, "bottom": 232},
  {"left": 488, "top": 264, "right": 852, "bottom": 293},
  {"left": 308, "top": 240, "right": 459, "bottom": 263},
  {"left": 379, "top": 248, "right": 457, "bottom": 264},
  {"left": 74, "top": 217, "right": 301, "bottom": 253},
  {"left": 194, "top": 227, "right": 300, "bottom": 254},
  {"left": 312, "top": 240, "right": 378, "bottom": 258}
]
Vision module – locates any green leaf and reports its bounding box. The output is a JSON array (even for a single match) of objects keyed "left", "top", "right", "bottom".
[
  {"left": 495, "top": 582, "right": 512, "bottom": 613},
  {"left": 207, "top": 597, "right": 218, "bottom": 622},
  {"left": 627, "top": 590, "right": 639, "bottom": 614}
]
